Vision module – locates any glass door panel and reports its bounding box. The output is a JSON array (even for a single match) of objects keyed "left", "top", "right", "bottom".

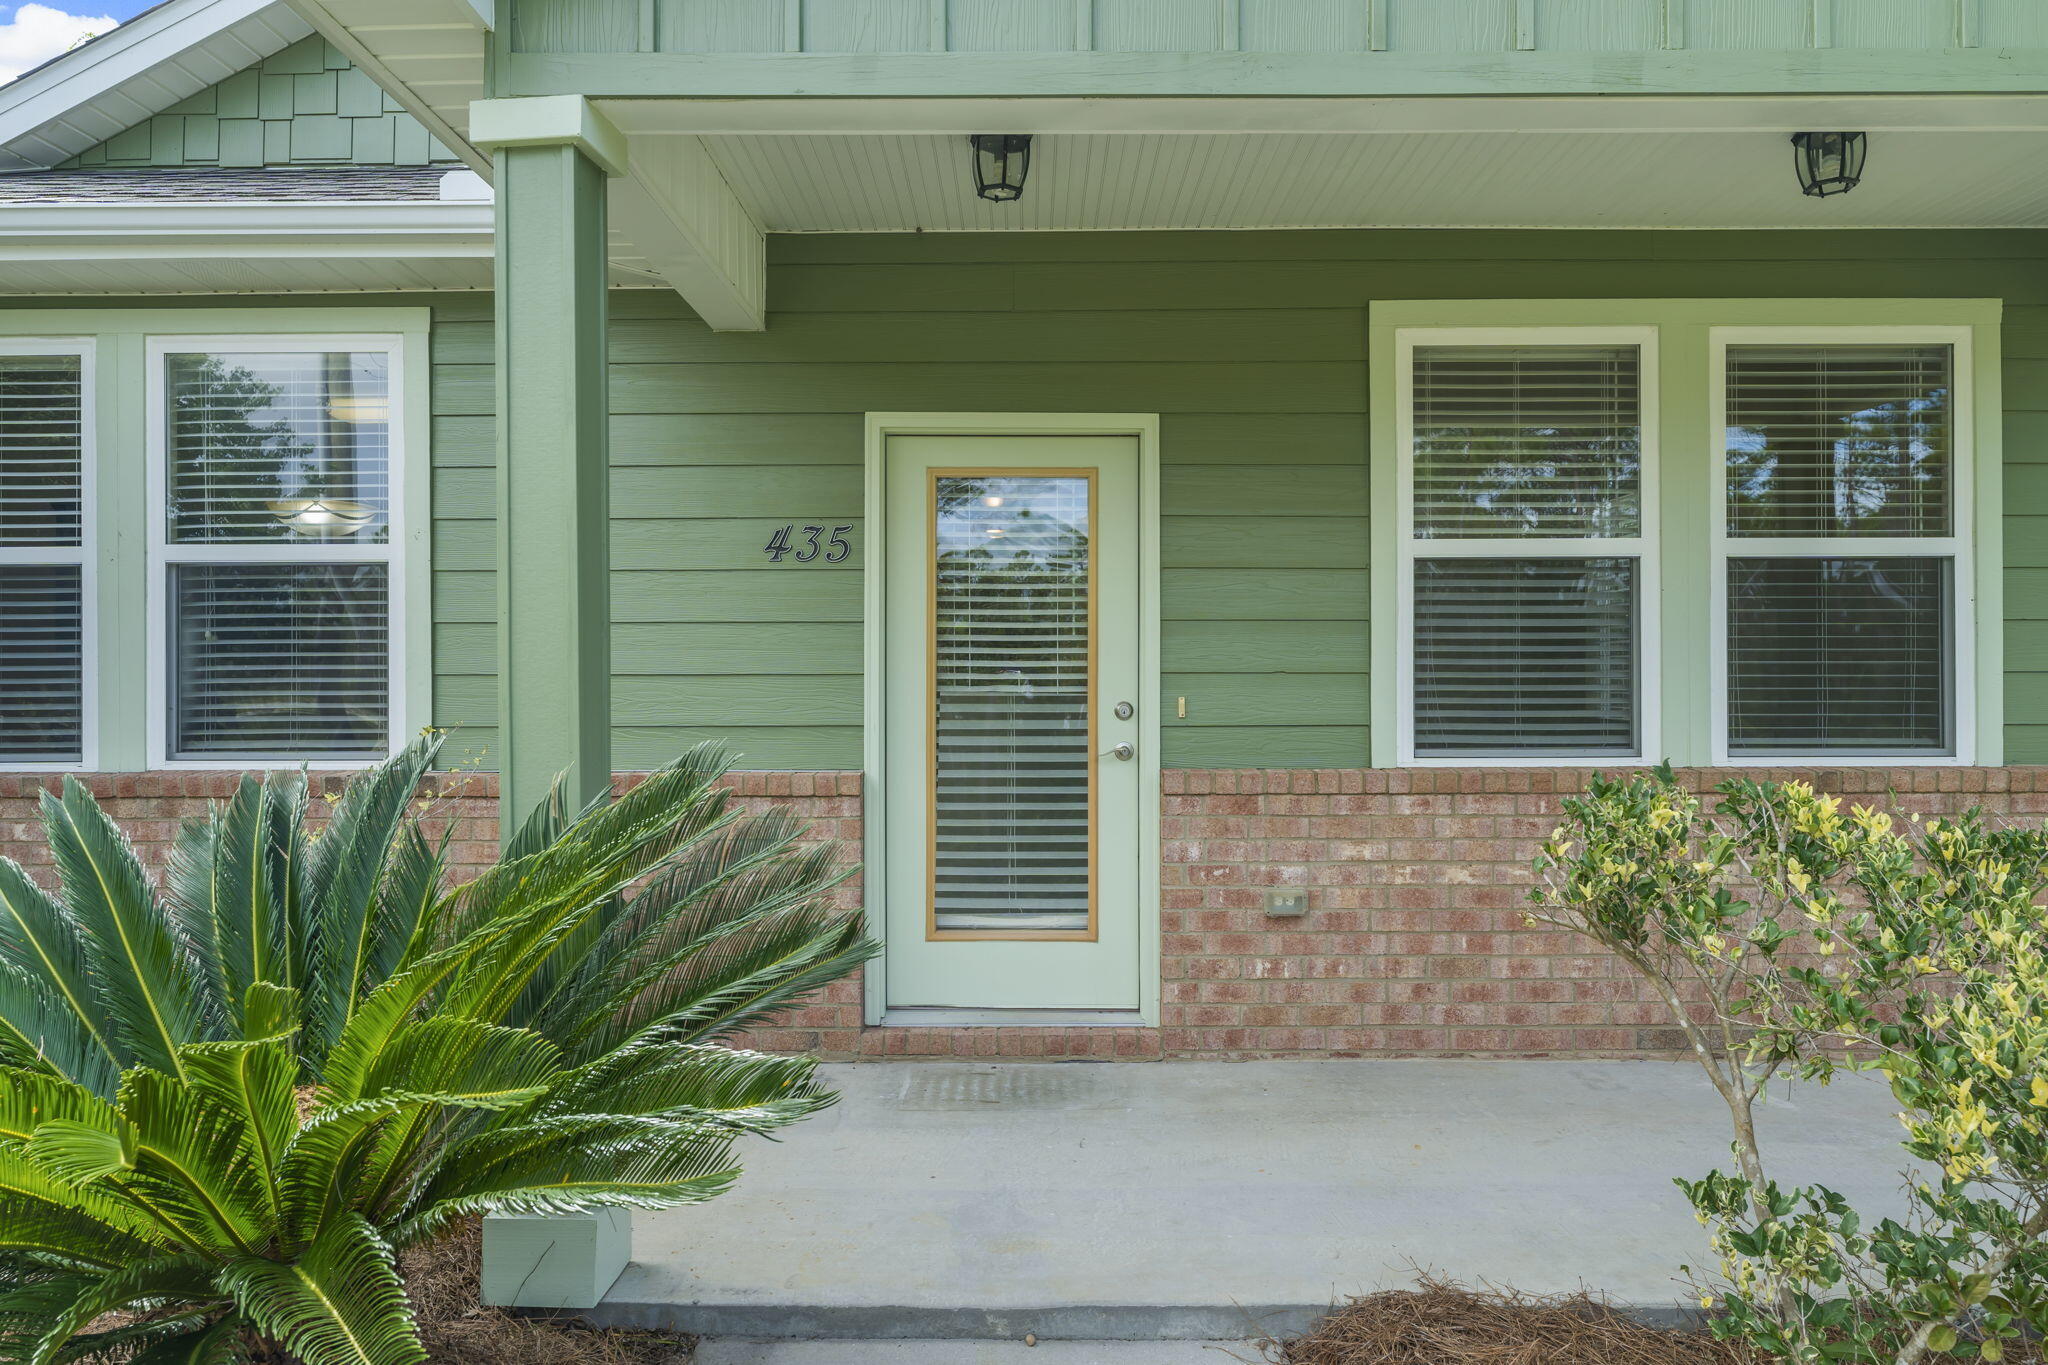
[{"left": 931, "top": 472, "right": 1095, "bottom": 938}]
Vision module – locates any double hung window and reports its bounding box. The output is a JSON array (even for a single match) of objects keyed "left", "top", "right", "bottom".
[
  {"left": 1398, "top": 330, "right": 1656, "bottom": 762},
  {"left": 150, "top": 339, "right": 402, "bottom": 763},
  {"left": 1714, "top": 332, "right": 1967, "bottom": 760},
  {"left": 1382, "top": 306, "right": 1992, "bottom": 767}
]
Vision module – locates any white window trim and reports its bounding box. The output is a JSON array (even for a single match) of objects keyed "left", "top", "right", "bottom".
[
  {"left": 1708, "top": 325, "right": 1977, "bottom": 767},
  {"left": 144, "top": 332, "right": 410, "bottom": 771},
  {"left": 0, "top": 337, "right": 96, "bottom": 772},
  {"left": 1392, "top": 326, "right": 1662, "bottom": 767}
]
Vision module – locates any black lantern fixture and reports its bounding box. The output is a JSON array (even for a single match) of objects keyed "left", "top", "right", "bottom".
[
  {"left": 969, "top": 134, "right": 1033, "bottom": 203},
  {"left": 1790, "top": 131, "right": 1867, "bottom": 198}
]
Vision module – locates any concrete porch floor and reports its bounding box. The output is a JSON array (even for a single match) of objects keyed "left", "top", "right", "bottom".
[{"left": 594, "top": 1060, "right": 1911, "bottom": 1344}]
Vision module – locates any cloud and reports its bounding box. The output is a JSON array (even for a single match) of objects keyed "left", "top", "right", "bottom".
[{"left": 0, "top": 3, "right": 119, "bottom": 84}]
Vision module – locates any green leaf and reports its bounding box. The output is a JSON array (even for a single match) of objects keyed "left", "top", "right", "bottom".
[
  {"left": 182, "top": 1038, "right": 299, "bottom": 1208},
  {"left": 0, "top": 858, "right": 122, "bottom": 1086},
  {"left": 26, "top": 1117, "right": 131, "bottom": 1185},
  {"left": 23, "top": 1257, "right": 221, "bottom": 1365},
  {"left": 42, "top": 782, "right": 203, "bottom": 1078},
  {"left": 114, "top": 1068, "right": 270, "bottom": 1256},
  {"left": 218, "top": 1213, "right": 424, "bottom": 1365},
  {"left": 122, "top": 1313, "right": 251, "bottom": 1365},
  {"left": 305, "top": 738, "right": 441, "bottom": 1058}
]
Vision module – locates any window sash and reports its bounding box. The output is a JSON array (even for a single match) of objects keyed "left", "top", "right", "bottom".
[
  {"left": 146, "top": 334, "right": 404, "bottom": 768},
  {"left": 1709, "top": 327, "right": 1974, "bottom": 765},
  {"left": 0, "top": 341, "right": 93, "bottom": 769},
  {"left": 1395, "top": 328, "right": 1659, "bottom": 765}
]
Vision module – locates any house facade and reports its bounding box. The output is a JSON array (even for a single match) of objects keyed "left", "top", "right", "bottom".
[{"left": 1, "top": 0, "right": 2045, "bottom": 1059}]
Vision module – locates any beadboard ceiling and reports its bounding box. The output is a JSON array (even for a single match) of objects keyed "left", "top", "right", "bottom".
[{"left": 695, "top": 129, "right": 2048, "bottom": 231}]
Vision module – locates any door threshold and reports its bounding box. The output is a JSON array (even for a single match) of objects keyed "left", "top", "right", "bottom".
[{"left": 880, "top": 1007, "right": 1148, "bottom": 1028}]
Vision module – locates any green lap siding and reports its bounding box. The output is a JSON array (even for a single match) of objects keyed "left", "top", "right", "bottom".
[
  {"left": 23, "top": 228, "right": 2048, "bottom": 770},
  {"left": 465, "top": 228, "right": 2046, "bottom": 769}
]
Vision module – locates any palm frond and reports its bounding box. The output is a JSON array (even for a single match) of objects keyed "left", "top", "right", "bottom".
[
  {"left": 391, "top": 1115, "right": 742, "bottom": 1245},
  {"left": 0, "top": 1155, "right": 165, "bottom": 1268},
  {"left": 22, "top": 1257, "right": 221, "bottom": 1365},
  {"left": 264, "top": 772, "right": 312, "bottom": 1000},
  {"left": 162, "top": 780, "right": 260, "bottom": 1037},
  {"left": 219, "top": 1213, "right": 423, "bottom": 1365},
  {"left": 0, "top": 858, "right": 122, "bottom": 1086},
  {"left": 181, "top": 1040, "right": 298, "bottom": 1218},
  {"left": 0, "top": 1067, "right": 119, "bottom": 1147},
  {"left": 0, "top": 961, "right": 121, "bottom": 1094},
  {"left": 540, "top": 1044, "right": 831, "bottom": 1134},
  {"left": 104, "top": 1311, "right": 249, "bottom": 1365},
  {"left": 107, "top": 1069, "right": 270, "bottom": 1257},
  {"left": 305, "top": 737, "right": 442, "bottom": 1059},
  {"left": 41, "top": 783, "right": 205, "bottom": 1077}
]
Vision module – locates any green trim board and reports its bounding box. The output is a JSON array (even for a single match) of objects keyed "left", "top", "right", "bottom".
[
  {"left": 1367, "top": 298, "right": 2004, "bottom": 770},
  {"left": 63, "top": 36, "right": 457, "bottom": 169}
]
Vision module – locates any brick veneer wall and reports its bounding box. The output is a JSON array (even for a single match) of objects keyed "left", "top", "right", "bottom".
[{"left": 6, "top": 765, "right": 2043, "bottom": 1061}]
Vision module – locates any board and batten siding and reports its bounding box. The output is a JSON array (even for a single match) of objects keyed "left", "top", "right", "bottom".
[{"left": 508, "top": 0, "right": 2048, "bottom": 55}]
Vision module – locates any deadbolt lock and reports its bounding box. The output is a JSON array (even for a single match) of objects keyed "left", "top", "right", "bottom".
[{"left": 1113, "top": 700, "right": 1135, "bottom": 720}]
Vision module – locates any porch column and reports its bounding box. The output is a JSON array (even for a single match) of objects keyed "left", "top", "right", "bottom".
[{"left": 472, "top": 98, "right": 628, "bottom": 827}]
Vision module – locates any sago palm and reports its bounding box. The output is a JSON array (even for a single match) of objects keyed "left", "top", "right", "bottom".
[{"left": 0, "top": 736, "right": 874, "bottom": 1365}]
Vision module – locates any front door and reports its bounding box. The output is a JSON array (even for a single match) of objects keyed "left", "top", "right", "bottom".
[{"left": 882, "top": 434, "right": 1143, "bottom": 1012}]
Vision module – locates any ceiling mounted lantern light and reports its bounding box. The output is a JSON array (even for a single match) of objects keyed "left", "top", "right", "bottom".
[
  {"left": 969, "top": 134, "right": 1033, "bottom": 203},
  {"left": 1791, "top": 131, "right": 1868, "bottom": 198}
]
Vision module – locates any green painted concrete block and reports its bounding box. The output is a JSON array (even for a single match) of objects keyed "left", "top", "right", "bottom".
[{"left": 481, "top": 1211, "right": 632, "bottom": 1310}]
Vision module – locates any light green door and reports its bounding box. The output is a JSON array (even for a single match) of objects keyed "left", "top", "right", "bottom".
[{"left": 883, "top": 434, "right": 1144, "bottom": 1011}]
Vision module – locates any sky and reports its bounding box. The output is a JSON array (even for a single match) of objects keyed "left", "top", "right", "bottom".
[{"left": 0, "top": 1, "right": 129, "bottom": 84}]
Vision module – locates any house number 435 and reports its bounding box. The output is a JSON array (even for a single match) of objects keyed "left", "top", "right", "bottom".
[{"left": 763, "top": 524, "right": 853, "bottom": 563}]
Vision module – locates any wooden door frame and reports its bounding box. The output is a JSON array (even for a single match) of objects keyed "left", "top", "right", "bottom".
[{"left": 862, "top": 413, "right": 1162, "bottom": 1028}]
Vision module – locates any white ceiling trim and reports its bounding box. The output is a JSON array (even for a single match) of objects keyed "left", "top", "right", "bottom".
[
  {"left": 700, "top": 128, "right": 2048, "bottom": 232},
  {"left": 0, "top": 0, "right": 313, "bottom": 171}
]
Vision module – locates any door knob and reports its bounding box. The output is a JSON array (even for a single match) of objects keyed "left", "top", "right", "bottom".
[{"left": 1105, "top": 742, "right": 1135, "bottom": 761}]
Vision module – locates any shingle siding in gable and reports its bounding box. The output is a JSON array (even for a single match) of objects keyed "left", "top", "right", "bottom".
[{"left": 61, "top": 37, "right": 459, "bottom": 171}]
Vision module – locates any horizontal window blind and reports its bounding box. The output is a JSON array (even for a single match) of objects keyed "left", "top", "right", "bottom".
[
  {"left": 1414, "top": 557, "right": 1638, "bottom": 756},
  {"left": 0, "top": 354, "right": 83, "bottom": 547},
  {"left": 1727, "top": 557, "right": 1950, "bottom": 755},
  {"left": 165, "top": 350, "right": 389, "bottom": 544},
  {"left": 0, "top": 566, "right": 84, "bottom": 763},
  {"left": 930, "top": 474, "right": 1092, "bottom": 936},
  {"left": 169, "top": 563, "right": 389, "bottom": 760},
  {"left": 1, "top": 350, "right": 86, "bottom": 764},
  {"left": 1412, "top": 345, "right": 1641, "bottom": 539},
  {"left": 1725, "top": 345, "right": 1951, "bottom": 538}
]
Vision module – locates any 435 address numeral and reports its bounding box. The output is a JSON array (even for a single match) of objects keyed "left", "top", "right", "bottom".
[{"left": 763, "top": 524, "right": 853, "bottom": 564}]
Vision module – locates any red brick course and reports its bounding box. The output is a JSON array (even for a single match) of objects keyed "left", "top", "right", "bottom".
[{"left": 7, "top": 764, "right": 2044, "bottom": 1061}]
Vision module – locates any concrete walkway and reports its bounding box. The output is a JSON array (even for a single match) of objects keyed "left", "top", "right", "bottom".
[{"left": 595, "top": 1060, "right": 1910, "bottom": 1344}]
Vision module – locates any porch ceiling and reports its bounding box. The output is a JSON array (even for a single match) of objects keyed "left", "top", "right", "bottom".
[{"left": 630, "top": 125, "right": 2048, "bottom": 233}]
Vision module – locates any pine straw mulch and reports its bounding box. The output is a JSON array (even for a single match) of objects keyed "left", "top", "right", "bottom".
[
  {"left": 395, "top": 1219, "right": 694, "bottom": 1365},
  {"left": 1250, "top": 1276, "right": 2048, "bottom": 1365},
  {"left": 1250, "top": 1276, "right": 1754, "bottom": 1365}
]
